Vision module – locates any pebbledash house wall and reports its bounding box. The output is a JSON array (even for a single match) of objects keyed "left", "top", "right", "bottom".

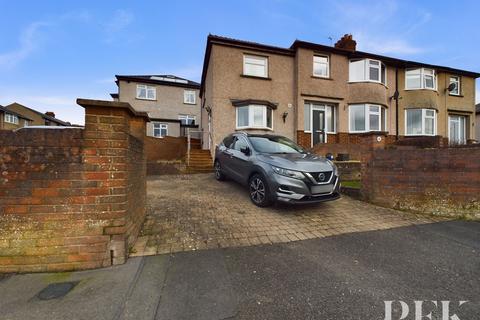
[
  {"left": 361, "top": 145, "right": 480, "bottom": 219},
  {"left": 200, "top": 36, "right": 478, "bottom": 154},
  {"left": 0, "top": 99, "right": 148, "bottom": 273},
  {"left": 118, "top": 80, "right": 201, "bottom": 138}
]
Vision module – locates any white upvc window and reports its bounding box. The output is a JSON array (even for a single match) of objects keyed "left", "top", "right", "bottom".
[
  {"left": 449, "top": 76, "right": 460, "bottom": 95},
  {"left": 448, "top": 115, "right": 466, "bottom": 145},
  {"left": 23, "top": 120, "right": 30, "bottom": 127},
  {"left": 4, "top": 113, "right": 19, "bottom": 124},
  {"left": 349, "top": 59, "right": 387, "bottom": 85},
  {"left": 304, "top": 103, "right": 336, "bottom": 133},
  {"left": 405, "top": 68, "right": 437, "bottom": 90},
  {"left": 243, "top": 55, "right": 268, "bottom": 78},
  {"left": 153, "top": 123, "right": 168, "bottom": 137},
  {"left": 178, "top": 115, "right": 196, "bottom": 125},
  {"left": 349, "top": 104, "right": 387, "bottom": 133},
  {"left": 405, "top": 109, "right": 436, "bottom": 136},
  {"left": 184, "top": 90, "right": 196, "bottom": 104},
  {"left": 236, "top": 105, "right": 272, "bottom": 129},
  {"left": 313, "top": 55, "right": 329, "bottom": 78},
  {"left": 136, "top": 84, "right": 156, "bottom": 100}
]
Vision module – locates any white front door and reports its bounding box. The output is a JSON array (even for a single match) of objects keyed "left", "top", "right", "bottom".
[{"left": 448, "top": 115, "right": 466, "bottom": 145}]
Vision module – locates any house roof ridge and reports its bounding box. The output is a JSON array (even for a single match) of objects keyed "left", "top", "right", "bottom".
[{"left": 5, "top": 102, "right": 69, "bottom": 125}]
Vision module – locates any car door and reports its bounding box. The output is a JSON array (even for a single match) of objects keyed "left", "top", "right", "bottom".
[
  {"left": 228, "top": 136, "right": 252, "bottom": 184},
  {"left": 216, "top": 135, "right": 236, "bottom": 177}
]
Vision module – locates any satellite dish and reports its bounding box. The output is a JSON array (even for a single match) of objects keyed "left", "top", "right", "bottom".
[{"left": 447, "top": 83, "right": 456, "bottom": 92}]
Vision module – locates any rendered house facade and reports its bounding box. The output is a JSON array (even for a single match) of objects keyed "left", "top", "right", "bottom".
[
  {"left": 200, "top": 35, "right": 479, "bottom": 152},
  {"left": 113, "top": 75, "right": 201, "bottom": 138}
]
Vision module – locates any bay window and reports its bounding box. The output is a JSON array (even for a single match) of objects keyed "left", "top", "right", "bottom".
[
  {"left": 349, "top": 104, "right": 387, "bottom": 133},
  {"left": 405, "top": 68, "right": 436, "bottom": 90},
  {"left": 236, "top": 105, "right": 272, "bottom": 129},
  {"left": 243, "top": 55, "right": 268, "bottom": 78},
  {"left": 349, "top": 59, "right": 387, "bottom": 85},
  {"left": 405, "top": 109, "right": 436, "bottom": 136}
]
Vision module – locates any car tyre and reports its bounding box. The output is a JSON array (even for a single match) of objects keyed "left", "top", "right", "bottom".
[
  {"left": 214, "top": 160, "right": 226, "bottom": 181},
  {"left": 248, "top": 174, "right": 273, "bottom": 207}
]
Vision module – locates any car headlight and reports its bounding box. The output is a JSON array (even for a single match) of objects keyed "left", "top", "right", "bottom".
[
  {"left": 326, "top": 160, "right": 338, "bottom": 176},
  {"left": 271, "top": 165, "right": 305, "bottom": 180}
]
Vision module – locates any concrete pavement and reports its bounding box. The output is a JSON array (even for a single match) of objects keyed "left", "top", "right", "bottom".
[{"left": 0, "top": 220, "right": 479, "bottom": 319}]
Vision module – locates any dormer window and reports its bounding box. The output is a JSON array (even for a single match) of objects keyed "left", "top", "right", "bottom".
[
  {"left": 243, "top": 55, "right": 268, "bottom": 78},
  {"left": 405, "top": 68, "right": 436, "bottom": 90},
  {"left": 349, "top": 59, "right": 386, "bottom": 85}
]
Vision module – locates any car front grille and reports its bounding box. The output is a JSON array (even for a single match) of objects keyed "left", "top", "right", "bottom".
[{"left": 308, "top": 171, "right": 333, "bottom": 184}]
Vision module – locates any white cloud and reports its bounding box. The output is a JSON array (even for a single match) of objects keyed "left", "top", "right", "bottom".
[
  {"left": 103, "top": 9, "right": 134, "bottom": 43},
  {"left": 0, "top": 22, "right": 50, "bottom": 68},
  {"left": 324, "top": 0, "right": 429, "bottom": 57}
]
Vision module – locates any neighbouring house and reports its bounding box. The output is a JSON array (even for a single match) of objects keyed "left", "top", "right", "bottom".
[
  {"left": 199, "top": 34, "right": 479, "bottom": 153},
  {"left": 5, "top": 102, "right": 70, "bottom": 126},
  {"left": 112, "top": 75, "right": 201, "bottom": 138},
  {"left": 0, "top": 105, "right": 33, "bottom": 130},
  {"left": 476, "top": 103, "right": 480, "bottom": 142}
]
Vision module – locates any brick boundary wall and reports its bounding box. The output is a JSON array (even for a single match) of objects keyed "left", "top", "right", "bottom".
[
  {"left": 0, "top": 99, "right": 149, "bottom": 273},
  {"left": 361, "top": 145, "right": 480, "bottom": 219}
]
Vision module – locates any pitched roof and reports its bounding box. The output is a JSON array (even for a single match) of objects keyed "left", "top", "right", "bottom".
[
  {"left": 115, "top": 74, "right": 200, "bottom": 89},
  {"left": 476, "top": 103, "right": 480, "bottom": 114},
  {"left": 0, "top": 105, "right": 34, "bottom": 121},
  {"left": 200, "top": 34, "right": 480, "bottom": 96},
  {"left": 5, "top": 103, "right": 70, "bottom": 126}
]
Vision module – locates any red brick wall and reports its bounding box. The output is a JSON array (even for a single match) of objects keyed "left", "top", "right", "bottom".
[
  {"left": 361, "top": 145, "right": 480, "bottom": 218},
  {"left": 0, "top": 100, "right": 148, "bottom": 273},
  {"left": 312, "top": 132, "right": 392, "bottom": 160}
]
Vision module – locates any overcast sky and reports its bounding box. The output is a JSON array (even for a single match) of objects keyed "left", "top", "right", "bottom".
[{"left": 1, "top": 0, "right": 479, "bottom": 125}]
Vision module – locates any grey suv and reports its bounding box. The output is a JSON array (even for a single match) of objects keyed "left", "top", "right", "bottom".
[{"left": 214, "top": 133, "right": 340, "bottom": 207}]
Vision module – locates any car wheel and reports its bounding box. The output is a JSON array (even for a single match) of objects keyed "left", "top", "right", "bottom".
[
  {"left": 249, "top": 174, "right": 273, "bottom": 207},
  {"left": 214, "top": 160, "right": 225, "bottom": 181}
]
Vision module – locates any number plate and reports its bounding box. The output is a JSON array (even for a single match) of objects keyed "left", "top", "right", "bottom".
[{"left": 311, "top": 184, "right": 333, "bottom": 194}]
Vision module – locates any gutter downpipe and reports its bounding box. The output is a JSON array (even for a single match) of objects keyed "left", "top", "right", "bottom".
[{"left": 395, "top": 67, "right": 399, "bottom": 141}]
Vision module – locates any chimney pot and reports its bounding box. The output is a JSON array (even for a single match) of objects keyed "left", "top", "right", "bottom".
[
  {"left": 334, "top": 34, "right": 356, "bottom": 51},
  {"left": 45, "top": 111, "right": 56, "bottom": 118}
]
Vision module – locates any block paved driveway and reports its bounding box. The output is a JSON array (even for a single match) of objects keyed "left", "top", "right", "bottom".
[{"left": 131, "top": 174, "right": 446, "bottom": 257}]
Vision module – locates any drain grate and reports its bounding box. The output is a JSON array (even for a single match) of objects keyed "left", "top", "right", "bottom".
[{"left": 37, "top": 281, "right": 79, "bottom": 300}]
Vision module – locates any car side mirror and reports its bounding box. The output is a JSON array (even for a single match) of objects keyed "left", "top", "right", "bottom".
[{"left": 240, "top": 146, "right": 251, "bottom": 156}]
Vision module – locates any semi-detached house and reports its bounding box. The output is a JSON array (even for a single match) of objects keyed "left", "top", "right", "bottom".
[{"left": 199, "top": 34, "right": 479, "bottom": 153}]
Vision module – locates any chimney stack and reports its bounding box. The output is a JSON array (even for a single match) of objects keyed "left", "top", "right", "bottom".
[
  {"left": 334, "top": 34, "right": 356, "bottom": 51},
  {"left": 45, "top": 111, "right": 56, "bottom": 118}
]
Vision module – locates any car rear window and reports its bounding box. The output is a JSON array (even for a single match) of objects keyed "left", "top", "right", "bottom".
[
  {"left": 249, "top": 136, "right": 305, "bottom": 154},
  {"left": 222, "top": 135, "right": 235, "bottom": 148}
]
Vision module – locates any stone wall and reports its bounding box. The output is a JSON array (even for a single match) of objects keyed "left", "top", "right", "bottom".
[
  {"left": 0, "top": 99, "right": 149, "bottom": 273},
  {"left": 361, "top": 145, "right": 480, "bottom": 219}
]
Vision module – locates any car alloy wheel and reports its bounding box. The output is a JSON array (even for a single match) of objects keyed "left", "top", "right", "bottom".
[
  {"left": 214, "top": 161, "right": 225, "bottom": 181},
  {"left": 250, "top": 177, "right": 266, "bottom": 204}
]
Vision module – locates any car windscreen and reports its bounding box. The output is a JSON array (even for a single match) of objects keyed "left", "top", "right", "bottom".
[{"left": 249, "top": 136, "right": 305, "bottom": 154}]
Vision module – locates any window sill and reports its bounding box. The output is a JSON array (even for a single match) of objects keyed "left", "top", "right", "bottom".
[
  {"left": 136, "top": 97, "right": 157, "bottom": 101},
  {"left": 183, "top": 102, "right": 197, "bottom": 105},
  {"left": 448, "top": 94, "right": 463, "bottom": 97},
  {"left": 404, "top": 88, "right": 437, "bottom": 92},
  {"left": 404, "top": 134, "right": 436, "bottom": 137},
  {"left": 348, "top": 131, "right": 389, "bottom": 135},
  {"left": 311, "top": 75, "right": 333, "bottom": 80},
  {"left": 236, "top": 127, "right": 273, "bottom": 131},
  {"left": 240, "top": 74, "right": 272, "bottom": 81},
  {"left": 348, "top": 81, "right": 388, "bottom": 89}
]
